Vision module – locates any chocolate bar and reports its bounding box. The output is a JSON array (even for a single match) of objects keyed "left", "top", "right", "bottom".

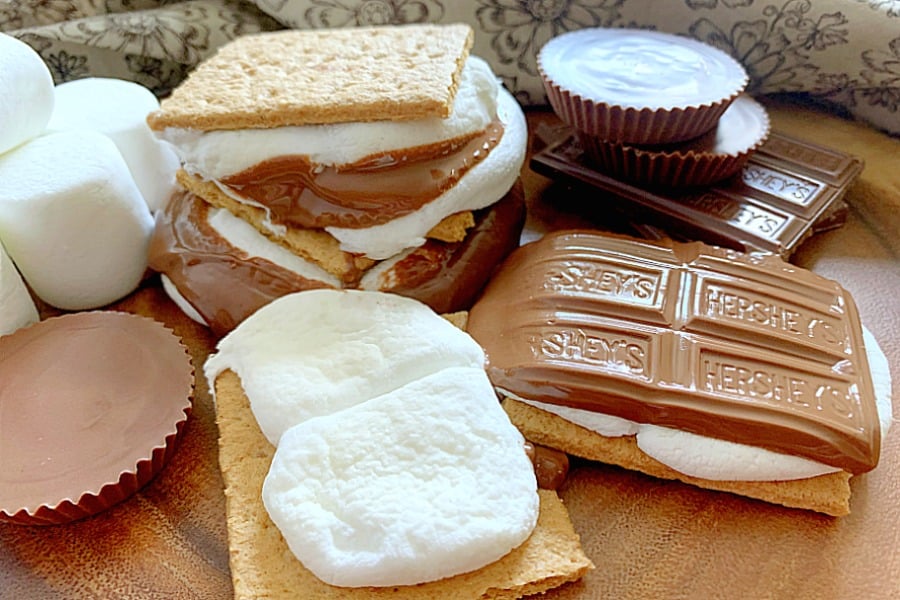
[
  {"left": 466, "top": 231, "right": 880, "bottom": 474},
  {"left": 530, "top": 131, "right": 862, "bottom": 258}
]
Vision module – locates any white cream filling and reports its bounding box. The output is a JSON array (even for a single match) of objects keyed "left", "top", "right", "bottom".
[
  {"left": 510, "top": 327, "right": 892, "bottom": 481},
  {"left": 156, "top": 56, "right": 526, "bottom": 260}
]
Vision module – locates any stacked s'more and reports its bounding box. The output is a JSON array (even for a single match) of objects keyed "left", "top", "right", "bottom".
[{"left": 147, "top": 24, "right": 527, "bottom": 334}]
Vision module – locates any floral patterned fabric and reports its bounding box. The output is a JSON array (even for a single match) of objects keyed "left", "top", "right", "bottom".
[{"left": 3, "top": 0, "right": 899, "bottom": 134}]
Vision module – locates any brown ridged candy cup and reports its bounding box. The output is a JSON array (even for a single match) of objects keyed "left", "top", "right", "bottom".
[
  {"left": 0, "top": 311, "right": 193, "bottom": 525},
  {"left": 538, "top": 28, "right": 749, "bottom": 145},
  {"left": 579, "top": 94, "right": 771, "bottom": 188}
]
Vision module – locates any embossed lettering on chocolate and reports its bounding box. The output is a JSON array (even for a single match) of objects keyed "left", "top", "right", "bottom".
[{"left": 466, "top": 230, "right": 880, "bottom": 474}]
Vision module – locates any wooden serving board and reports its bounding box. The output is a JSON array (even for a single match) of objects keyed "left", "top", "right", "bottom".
[{"left": 1, "top": 102, "right": 898, "bottom": 600}]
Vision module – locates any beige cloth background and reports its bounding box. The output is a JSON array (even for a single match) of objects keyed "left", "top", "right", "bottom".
[{"left": 2, "top": 0, "right": 899, "bottom": 136}]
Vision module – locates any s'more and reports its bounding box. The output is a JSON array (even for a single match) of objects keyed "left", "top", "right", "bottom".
[
  {"left": 147, "top": 24, "right": 527, "bottom": 334},
  {"left": 204, "top": 290, "right": 593, "bottom": 598},
  {"left": 466, "top": 230, "right": 893, "bottom": 517}
]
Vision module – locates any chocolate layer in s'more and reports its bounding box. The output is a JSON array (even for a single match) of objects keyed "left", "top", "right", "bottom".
[
  {"left": 467, "top": 230, "right": 892, "bottom": 516},
  {"left": 147, "top": 24, "right": 527, "bottom": 334}
]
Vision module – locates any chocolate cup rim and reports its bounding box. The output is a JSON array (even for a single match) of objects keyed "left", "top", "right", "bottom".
[
  {"left": 537, "top": 30, "right": 750, "bottom": 145},
  {"left": 578, "top": 96, "right": 771, "bottom": 188},
  {"left": 0, "top": 311, "right": 194, "bottom": 526},
  {"left": 607, "top": 95, "right": 772, "bottom": 160}
]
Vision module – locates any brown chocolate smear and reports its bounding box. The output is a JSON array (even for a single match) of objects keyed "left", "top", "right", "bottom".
[
  {"left": 148, "top": 190, "right": 334, "bottom": 336},
  {"left": 524, "top": 441, "right": 570, "bottom": 490},
  {"left": 0, "top": 312, "right": 193, "bottom": 521},
  {"left": 149, "top": 183, "right": 525, "bottom": 335},
  {"left": 219, "top": 121, "right": 504, "bottom": 230},
  {"left": 373, "top": 179, "right": 525, "bottom": 313},
  {"left": 467, "top": 230, "right": 880, "bottom": 474}
]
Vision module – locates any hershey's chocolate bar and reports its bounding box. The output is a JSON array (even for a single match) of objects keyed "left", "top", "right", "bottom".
[
  {"left": 467, "top": 231, "right": 880, "bottom": 474},
  {"left": 530, "top": 131, "right": 862, "bottom": 258}
]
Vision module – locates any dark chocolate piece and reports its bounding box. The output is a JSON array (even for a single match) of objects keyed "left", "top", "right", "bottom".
[{"left": 530, "top": 131, "right": 862, "bottom": 258}]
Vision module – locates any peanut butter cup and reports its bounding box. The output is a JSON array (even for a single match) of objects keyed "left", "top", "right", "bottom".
[
  {"left": 580, "top": 94, "right": 771, "bottom": 187},
  {"left": 538, "top": 28, "right": 749, "bottom": 145},
  {"left": 0, "top": 311, "right": 193, "bottom": 525}
]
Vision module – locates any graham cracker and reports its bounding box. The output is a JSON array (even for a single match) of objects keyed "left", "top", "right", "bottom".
[
  {"left": 214, "top": 369, "right": 593, "bottom": 599},
  {"left": 427, "top": 210, "right": 475, "bottom": 242},
  {"left": 178, "top": 170, "right": 474, "bottom": 282},
  {"left": 177, "top": 170, "right": 370, "bottom": 283},
  {"left": 148, "top": 24, "right": 474, "bottom": 132},
  {"left": 502, "top": 398, "right": 852, "bottom": 517}
]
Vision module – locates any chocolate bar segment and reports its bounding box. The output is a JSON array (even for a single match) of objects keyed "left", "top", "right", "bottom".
[
  {"left": 530, "top": 131, "right": 862, "bottom": 257},
  {"left": 466, "top": 231, "right": 880, "bottom": 474}
]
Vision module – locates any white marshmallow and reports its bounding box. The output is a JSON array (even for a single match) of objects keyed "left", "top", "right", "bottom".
[
  {"left": 0, "top": 242, "right": 38, "bottom": 336},
  {"left": 47, "top": 77, "right": 179, "bottom": 213},
  {"left": 161, "top": 56, "right": 499, "bottom": 176},
  {"left": 0, "top": 33, "right": 55, "bottom": 155},
  {"left": 515, "top": 327, "right": 892, "bottom": 481},
  {"left": 0, "top": 130, "right": 154, "bottom": 310},
  {"left": 263, "top": 366, "right": 538, "bottom": 587},
  {"left": 327, "top": 87, "right": 527, "bottom": 259},
  {"left": 204, "top": 289, "right": 486, "bottom": 445},
  {"left": 206, "top": 206, "right": 340, "bottom": 287},
  {"left": 511, "top": 393, "right": 639, "bottom": 437}
]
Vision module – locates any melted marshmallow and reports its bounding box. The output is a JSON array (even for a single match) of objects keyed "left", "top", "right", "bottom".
[{"left": 158, "top": 56, "right": 527, "bottom": 260}]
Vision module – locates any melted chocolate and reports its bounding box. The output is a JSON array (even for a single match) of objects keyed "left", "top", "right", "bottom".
[
  {"left": 148, "top": 190, "right": 333, "bottom": 336},
  {"left": 149, "top": 183, "right": 525, "bottom": 334},
  {"left": 467, "top": 230, "right": 880, "bottom": 474},
  {"left": 220, "top": 121, "right": 504, "bottom": 229},
  {"left": 377, "top": 180, "right": 525, "bottom": 313}
]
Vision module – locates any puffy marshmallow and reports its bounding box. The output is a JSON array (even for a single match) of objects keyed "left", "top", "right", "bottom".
[
  {"left": 263, "top": 366, "right": 539, "bottom": 588},
  {"left": 0, "top": 33, "right": 54, "bottom": 155},
  {"left": 0, "top": 242, "right": 38, "bottom": 336},
  {"left": 0, "top": 130, "right": 154, "bottom": 310},
  {"left": 47, "top": 78, "right": 179, "bottom": 213},
  {"left": 327, "top": 87, "right": 528, "bottom": 259},
  {"left": 204, "top": 289, "right": 486, "bottom": 445}
]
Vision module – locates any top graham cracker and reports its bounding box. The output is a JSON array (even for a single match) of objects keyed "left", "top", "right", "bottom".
[{"left": 147, "top": 24, "right": 474, "bottom": 131}]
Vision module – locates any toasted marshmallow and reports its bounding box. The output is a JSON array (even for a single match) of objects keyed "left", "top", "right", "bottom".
[
  {"left": 205, "top": 289, "right": 485, "bottom": 445},
  {"left": 47, "top": 78, "right": 180, "bottom": 213},
  {"left": 516, "top": 328, "right": 892, "bottom": 481},
  {"left": 0, "top": 242, "right": 38, "bottom": 336},
  {"left": 0, "top": 34, "right": 54, "bottom": 155},
  {"left": 263, "top": 366, "right": 538, "bottom": 587},
  {"left": 0, "top": 130, "right": 153, "bottom": 310}
]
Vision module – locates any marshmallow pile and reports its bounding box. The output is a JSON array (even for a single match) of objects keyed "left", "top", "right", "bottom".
[
  {"left": 0, "top": 33, "right": 178, "bottom": 325},
  {"left": 205, "top": 290, "right": 540, "bottom": 587}
]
